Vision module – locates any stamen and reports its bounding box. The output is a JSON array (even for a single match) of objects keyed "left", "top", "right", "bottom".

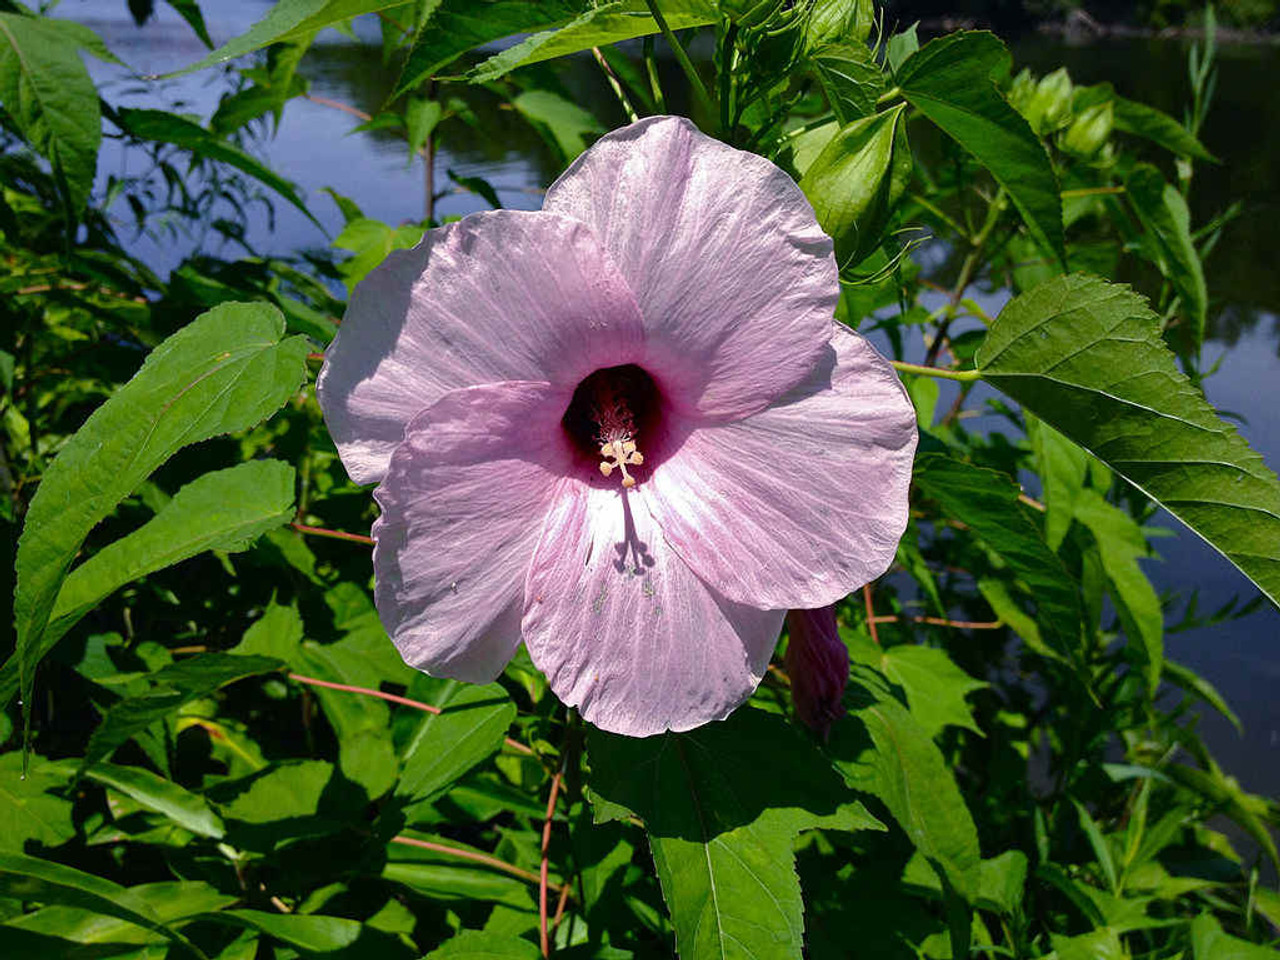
[{"left": 600, "top": 439, "right": 645, "bottom": 488}]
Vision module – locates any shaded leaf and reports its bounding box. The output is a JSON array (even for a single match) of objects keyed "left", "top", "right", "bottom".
[
  {"left": 812, "top": 41, "right": 885, "bottom": 123},
  {"left": 847, "top": 633, "right": 986, "bottom": 739},
  {"left": 422, "top": 930, "right": 541, "bottom": 959},
  {"left": 976, "top": 274, "right": 1280, "bottom": 611},
  {"left": 896, "top": 32, "right": 1065, "bottom": 267},
  {"left": 396, "top": 682, "right": 516, "bottom": 804},
  {"left": 207, "top": 910, "right": 360, "bottom": 954},
  {"left": 1126, "top": 163, "right": 1208, "bottom": 346},
  {"left": 511, "top": 90, "right": 603, "bottom": 164},
  {"left": 0, "top": 752, "right": 74, "bottom": 852},
  {"left": 588, "top": 706, "right": 882, "bottom": 960},
  {"left": 6, "top": 881, "right": 235, "bottom": 945}
]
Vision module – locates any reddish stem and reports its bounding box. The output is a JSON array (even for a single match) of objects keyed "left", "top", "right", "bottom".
[
  {"left": 870, "top": 615, "right": 1004, "bottom": 630},
  {"left": 863, "top": 583, "right": 881, "bottom": 646},
  {"left": 539, "top": 771, "right": 564, "bottom": 957},
  {"left": 287, "top": 673, "right": 534, "bottom": 755},
  {"left": 290, "top": 522, "right": 374, "bottom": 546},
  {"left": 390, "top": 835, "right": 546, "bottom": 887}
]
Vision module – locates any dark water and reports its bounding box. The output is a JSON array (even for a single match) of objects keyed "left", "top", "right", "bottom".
[{"left": 56, "top": 3, "right": 1279, "bottom": 796}]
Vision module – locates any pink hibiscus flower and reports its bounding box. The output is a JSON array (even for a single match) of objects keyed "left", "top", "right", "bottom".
[{"left": 317, "top": 116, "right": 917, "bottom": 737}]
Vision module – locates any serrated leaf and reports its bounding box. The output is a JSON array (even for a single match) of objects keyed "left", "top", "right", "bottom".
[
  {"left": 0, "top": 752, "right": 74, "bottom": 852},
  {"left": 830, "top": 674, "right": 982, "bottom": 902},
  {"left": 11, "top": 302, "right": 306, "bottom": 717},
  {"left": 896, "top": 31, "right": 1065, "bottom": 268},
  {"left": 396, "top": 682, "right": 516, "bottom": 804},
  {"left": 83, "top": 654, "right": 285, "bottom": 771},
  {"left": 464, "top": 0, "right": 717, "bottom": 85},
  {"left": 848, "top": 636, "right": 987, "bottom": 739},
  {"left": 976, "top": 274, "right": 1280, "bottom": 611},
  {"left": 913, "top": 454, "right": 1083, "bottom": 656},
  {"left": 114, "top": 109, "right": 323, "bottom": 231},
  {"left": 0, "top": 13, "right": 108, "bottom": 214},
  {"left": 172, "top": 0, "right": 403, "bottom": 75},
  {"left": 44, "top": 460, "right": 295, "bottom": 650},
  {"left": 0, "top": 853, "right": 206, "bottom": 958},
  {"left": 396, "top": 0, "right": 583, "bottom": 93},
  {"left": 1126, "top": 163, "right": 1208, "bottom": 346},
  {"left": 82, "top": 763, "right": 225, "bottom": 839},
  {"left": 588, "top": 706, "right": 883, "bottom": 960}
]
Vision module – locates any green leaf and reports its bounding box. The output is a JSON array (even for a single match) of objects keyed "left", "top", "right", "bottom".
[
  {"left": 1162, "top": 659, "right": 1241, "bottom": 734},
  {"left": 977, "top": 850, "right": 1028, "bottom": 916},
  {"left": 812, "top": 41, "right": 885, "bottom": 123},
  {"left": 895, "top": 32, "right": 1065, "bottom": 268},
  {"left": 422, "top": 930, "right": 542, "bottom": 960},
  {"left": 805, "top": 0, "right": 874, "bottom": 50},
  {"left": 1027, "top": 413, "right": 1090, "bottom": 551},
  {"left": 1072, "top": 799, "right": 1119, "bottom": 893},
  {"left": 588, "top": 706, "right": 882, "bottom": 960},
  {"left": 1051, "top": 928, "right": 1125, "bottom": 960},
  {"left": 12, "top": 302, "right": 306, "bottom": 717},
  {"left": 6, "top": 881, "right": 236, "bottom": 945},
  {"left": 1190, "top": 914, "right": 1280, "bottom": 959},
  {"left": 219, "top": 760, "right": 333, "bottom": 824},
  {"left": 114, "top": 109, "right": 324, "bottom": 232},
  {"left": 1075, "top": 84, "right": 1215, "bottom": 162},
  {"left": 381, "top": 862, "right": 534, "bottom": 908},
  {"left": 405, "top": 96, "right": 442, "bottom": 158},
  {"left": 335, "top": 218, "right": 425, "bottom": 291},
  {"left": 0, "top": 853, "right": 207, "bottom": 958},
  {"left": 81, "top": 763, "right": 225, "bottom": 839},
  {"left": 830, "top": 674, "right": 982, "bottom": 902},
  {"left": 0, "top": 13, "right": 109, "bottom": 214},
  {"left": 976, "top": 274, "right": 1280, "bottom": 611},
  {"left": 884, "top": 22, "right": 918, "bottom": 74},
  {"left": 83, "top": 654, "right": 285, "bottom": 771},
  {"left": 511, "top": 90, "right": 603, "bottom": 165},
  {"left": 0, "top": 752, "right": 74, "bottom": 852},
  {"left": 45, "top": 460, "right": 296, "bottom": 650},
  {"left": 396, "top": 681, "right": 516, "bottom": 804},
  {"left": 913, "top": 454, "right": 1083, "bottom": 657},
  {"left": 396, "top": 0, "right": 584, "bottom": 93},
  {"left": 464, "top": 0, "right": 718, "bottom": 85},
  {"left": 1126, "top": 163, "right": 1208, "bottom": 346},
  {"left": 165, "top": 0, "right": 215, "bottom": 48},
  {"left": 172, "top": 0, "right": 404, "bottom": 74},
  {"left": 207, "top": 910, "right": 361, "bottom": 953},
  {"left": 847, "top": 634, "right": 987, "bottom": 739},
  {"left": 1073, "top": 490, "right": 1164, "bottom": 691},
  {"left": 800, "top": 104, "right": 912, "bottom": 273}
]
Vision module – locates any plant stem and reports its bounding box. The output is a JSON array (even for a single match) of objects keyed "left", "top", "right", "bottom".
[
  {"left": 390, "top": 835, "right": 559, "bottom": 891},
  {"left": 863, "top": 583, "right": 880, "bottom": 646},
  {"left": 644, "top": 0, "right": 715, "bottom": 122},
  {"left": 870, "top": 615, "right": 1004, "bottom": 630},
  {"left": 592, "top": 47, "right": 638, "bottom": 123},
  {"left": 290, "top": 522, "right": 374, "bottom": 546},
  {"left": 891, "top": 361, "right": 982, "bottom": 383},
  {"left": 718, "top": 24, "right": 737, "bottom": 137},
  {"left": 539, "top": 769, "right": 565, "bottom": 957},
  {"left": 643, "top": 35, "right": 666, "bottom": 113},
  {"left": 287, "top": 673, "right": 535, "bottom": 756}
]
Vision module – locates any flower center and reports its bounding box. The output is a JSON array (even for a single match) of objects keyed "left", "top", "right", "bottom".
[{"left": 562, "top": 364, "right": 660, "bottom": 488}]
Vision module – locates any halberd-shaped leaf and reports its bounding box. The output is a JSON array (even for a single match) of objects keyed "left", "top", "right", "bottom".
[
  {"left": 588, "top": 706, "right": 883, "bottom": 960},
  {"left": 976, "top": 274, "right": 1280, "bottom": 610},
  {"left": 895, "top": 31, "right": 1065, "bottom": 268},
  {"left": 12, "top": 302, "right": 307, "bottom": 715}
]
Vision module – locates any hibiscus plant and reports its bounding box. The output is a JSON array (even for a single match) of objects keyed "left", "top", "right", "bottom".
[{"left": 3, "top": 2, "right": 1278, "bottom": 959}]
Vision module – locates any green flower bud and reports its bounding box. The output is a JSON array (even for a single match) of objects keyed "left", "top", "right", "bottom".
[{"left": 1063, "top": 101, "right": 1114, "bottom": 157}]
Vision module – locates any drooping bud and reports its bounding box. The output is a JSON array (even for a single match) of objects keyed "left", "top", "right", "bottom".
[{"left": 784, "top": 606, "right": 849, "bottom": 739}]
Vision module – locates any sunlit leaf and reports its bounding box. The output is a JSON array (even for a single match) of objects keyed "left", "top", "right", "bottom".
[
  {"left": 12, "top": 303, "right": 306, "bottom": 719},
  {"left": 589, "top": 706, "right": 883, "bottom": 960},
  {"left": 82, "top": 763, "right": 225, "bottom": 839},
  {"left": 977, "top": 274, "right": 1280, "bottom": 610},
  {"left": 0, "top": 752, "right": 74, "bottom": 852},
  {"left": 396, "top": 681, "right": 516, "bottom": 804}
]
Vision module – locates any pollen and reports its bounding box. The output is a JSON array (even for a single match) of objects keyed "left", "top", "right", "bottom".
[{"left": 599, "top": 439, "right": 645, "bottom": 488}]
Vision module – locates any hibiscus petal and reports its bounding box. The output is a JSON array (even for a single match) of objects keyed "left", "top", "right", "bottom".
[
  {"left": 373, "top": 380, "right": 576, "bottom": 683},
  {"left": 318, "top": 210, "right": 646, "bottom": 485},
  {"left": 544, "top": 116, "right": 838, "bottom": 421},
  {"left": 523, "top": 482, "right": 784, "bottom": 736},
  {"left": 648, "top": 324, "right": 918, "bottom": 609}
]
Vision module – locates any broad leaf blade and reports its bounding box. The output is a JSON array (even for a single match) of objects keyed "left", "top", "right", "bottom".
[
  {"left": 588, "top": 707, "right": 883, "bottom": 960},
  {"left": 396, "top": 682, "right": 516, "bottom": 804},
  {"left": 12, "top": 302, "right": 306, "bottom": 715},
  {"left": 976, "top": 274, "right": 1280, "bottom": 610},
  {"left": 0, "top": 752, "right": 74, "bottom": 852},
  {"left": 896, "top": 31, "right": 1065, "bottom": 268}
]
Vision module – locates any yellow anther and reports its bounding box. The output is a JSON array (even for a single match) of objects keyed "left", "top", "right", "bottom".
[{"left": 600, "top": 437, "right": 644, "bottom": 488}]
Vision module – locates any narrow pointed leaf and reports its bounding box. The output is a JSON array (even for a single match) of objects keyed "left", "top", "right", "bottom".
[{"left": 82, "top": 763, "right": 225, "bottom": 839}]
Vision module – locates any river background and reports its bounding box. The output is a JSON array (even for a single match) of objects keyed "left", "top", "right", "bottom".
[{"left": 53, "top": 1, "right": 1280, "bottom": 803}]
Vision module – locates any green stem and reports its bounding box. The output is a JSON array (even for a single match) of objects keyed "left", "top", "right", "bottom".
[
  {"left": 892, "top": 361, "right": 982, "bottom": 383},
  {"left": 643, "top": 35, "right": 666, "bottom": 113},
  {"left": 592, "top": 47, "right": 638, "bottom": 123},
  {"left": 718, "top": 24, "right": 737, "bottom": 137},
  {"left": 877, "top": 85, "right": 902, "bottom": 106},
  {"left": 644, "top": 0, "right": 715, "bottom": 122}
]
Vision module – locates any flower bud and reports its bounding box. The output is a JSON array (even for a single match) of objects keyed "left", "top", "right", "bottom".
[
  {"left": 720, "top": 0, "right": 787, "bottom": 29},
  {"left": 1062, "top": 101, "right": 1113, "bottom": 158},
  {"left": 784, "top": 606, "right": 849, "bottom": 738}
]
